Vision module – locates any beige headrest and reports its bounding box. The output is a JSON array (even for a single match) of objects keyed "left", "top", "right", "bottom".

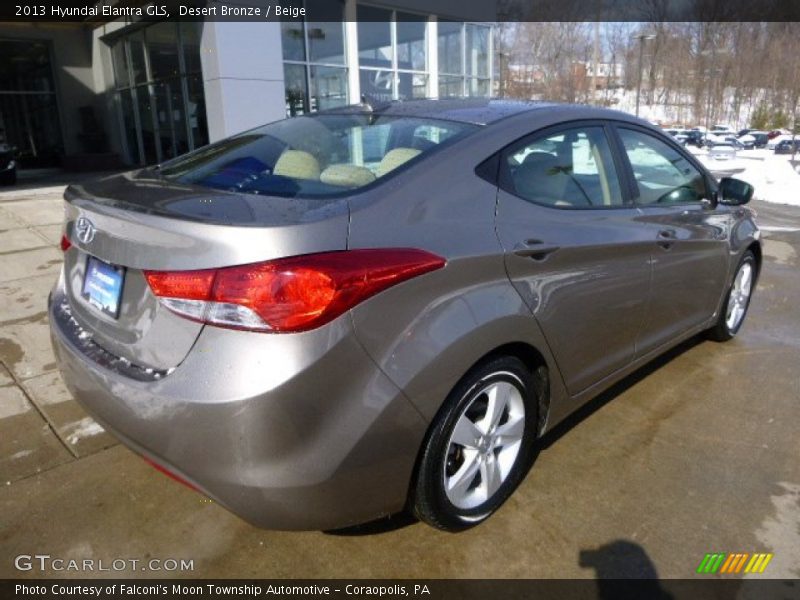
[
  {"left": 273, "top": 150, "right": 321, "bottom": 180},
  {"left": 320, "top": 164, "right": 376, "bottom": 188},
  {"left": 375, "top": 147, "right": 422, "bottom": 178}
]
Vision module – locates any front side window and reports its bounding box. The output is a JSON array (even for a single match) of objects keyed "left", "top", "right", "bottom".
[
  {"left": 618, "top": 128, "right": 707, "bottom": 205},
  {"left": 501, "top": 126, "right": 625, "bottom": 209},
  {"left": 159, "top": 114, "right": 477, "bottom": 198}
]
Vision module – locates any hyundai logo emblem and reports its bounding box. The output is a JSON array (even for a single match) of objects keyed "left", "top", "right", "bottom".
[{"left": 75, "top": 217, "right": 96, "bottom": 244}]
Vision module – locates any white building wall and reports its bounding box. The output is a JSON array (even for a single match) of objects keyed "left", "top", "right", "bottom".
[{"left": 200, "top": 21, "right": 286, "bottom": 142}]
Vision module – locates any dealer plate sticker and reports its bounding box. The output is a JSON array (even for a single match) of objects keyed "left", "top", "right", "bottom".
[{"left": 82, "top": 256, "right": 124, "bottom": 318}]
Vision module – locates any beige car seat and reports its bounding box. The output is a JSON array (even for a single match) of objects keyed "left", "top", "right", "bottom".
[
  {"left": 273, "top": 150, "right": 321, "bottom": 180},
  {"left": 375, "top": 148, "right": 422, "bottom": 178},
  {"left": 320, "top": 164, "right": 376, "bottom": 188}
]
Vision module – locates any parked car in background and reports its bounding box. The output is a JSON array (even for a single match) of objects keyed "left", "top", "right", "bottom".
[
  {"left": 726, "top": 136, "right": 745, "bottom": 149},
  {"left": 50, "top": 99, "right": 761, "bottom": 532},
  {"left": 710, "top": 126, "right": 735, "bottom": 141},
  {"left": 682, "top": 130, "right": 705, "bottom": 147},
  {"left": 709, "top": 141, "right": 737, "bottom": 160},
  {"left": 768, "top": 134, "right": 795, "bottom": 150},
  {"left": 756, "top": 132, "right": 770, "bottom": 147},
  {"left": 767, "top": 129, "right": 788, "bottom": 140},
  {"left": 774, "top": 138, "right": 800, "bottom": 154},
  {"left": 737, "top": 134, "right": 756, "bottom": 149},
  {"left": 705, "top": 132, "right": 739, "bottom": 148},
  {"left": 737, "top": 130, "right": 769, "bottom": 150},
  {"left": 665, "top": 129, "right": 688, "bottom": 145},
  {"left": 0, "top": 144, "right": 16, "bottom": 185}
]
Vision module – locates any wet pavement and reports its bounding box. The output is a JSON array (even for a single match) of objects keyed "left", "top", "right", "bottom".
[{"left": 0, "top": 183, "right": 798, "bottom": 581}]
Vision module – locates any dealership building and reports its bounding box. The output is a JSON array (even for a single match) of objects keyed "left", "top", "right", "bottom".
[{"left": 0, "top": 1, "right": 495, "bottom": 171}]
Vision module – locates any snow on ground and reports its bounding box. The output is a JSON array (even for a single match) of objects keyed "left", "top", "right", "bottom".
[
  {"left": 691, "top": 147, "right": 800, "bottom": 207},
  {"left": 64, "top": 417, "right": 105, "bottom": 446}
]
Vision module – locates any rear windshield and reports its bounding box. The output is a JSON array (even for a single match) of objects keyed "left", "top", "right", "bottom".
[{"left": 158, "top": 114, "right": 478, "bottom": 198}]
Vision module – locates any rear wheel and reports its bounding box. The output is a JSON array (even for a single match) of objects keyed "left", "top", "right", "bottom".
[
  {"left": 707, "top": 251, "right": 756, "bottom": 341},
  {"left": 411, "top": 356, "right": 542, "bottom": 531}
]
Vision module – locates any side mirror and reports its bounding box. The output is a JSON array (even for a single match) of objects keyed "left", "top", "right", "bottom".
[{"left": 718, "top": 177, "right": 754, "bottom": 206}]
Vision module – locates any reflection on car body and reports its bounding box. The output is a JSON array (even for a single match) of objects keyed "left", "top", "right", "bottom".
[{"left": 50, "top": 99, "right": 760, "bottom": 531}]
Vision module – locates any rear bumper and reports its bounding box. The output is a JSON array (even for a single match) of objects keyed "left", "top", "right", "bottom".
[{"left": 49, "top": 273, "right": 428, "bottom": 530}]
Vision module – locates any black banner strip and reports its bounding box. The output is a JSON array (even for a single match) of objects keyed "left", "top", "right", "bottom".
[
  {"left": 3, "top": 0, "right": 800, "bottom": 24},
  {"left": 3, "top": 579, "right": 800, "bottom": 600}
]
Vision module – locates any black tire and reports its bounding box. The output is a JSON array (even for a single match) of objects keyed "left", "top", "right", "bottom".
[
  {"left": 411, "top": 355, "right": 543, "bottom": 531},
  {"left": 707, "top": 251, "right": 756, "bottom": 342}
]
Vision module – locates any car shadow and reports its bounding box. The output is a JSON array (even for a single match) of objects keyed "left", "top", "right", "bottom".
[
  {"left": 326, "top": 335, "right": 706, "bottom": 537},
  {"left": 324, "top": 511, "right": 419, "bottom": 536},
  {"left": 539, "top": 335, "right": 705, "bottom": 451},
  {"left": 580, "top": 539, "right": 673, "bottom": 598}
]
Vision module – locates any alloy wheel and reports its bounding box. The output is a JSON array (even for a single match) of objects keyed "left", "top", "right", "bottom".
[
  {"left": 726, "top": 261, "right": 753, "bottom": 331},
  {"left": 443, "top": 378, "right": 526, "bottom": 510}
]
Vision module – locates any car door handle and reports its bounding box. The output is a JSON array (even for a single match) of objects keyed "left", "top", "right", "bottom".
[{"left": 513, "top": 239, "right": 560, "bottom": 260}]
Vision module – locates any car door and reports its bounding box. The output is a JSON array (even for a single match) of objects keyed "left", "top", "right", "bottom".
[
  {"left": 494, "top": 122, "right": 652, "bottom": 396},
  {"left": 613, "top": 126, "right": 729, "bottom": 356}
]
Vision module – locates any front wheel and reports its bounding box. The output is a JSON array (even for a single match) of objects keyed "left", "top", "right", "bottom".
[
  {"left": 707, "top": 251, "right": 756, "bottom": 341},
  {"left": 411, "top": 356, "right": 542, "bottom": 531}
]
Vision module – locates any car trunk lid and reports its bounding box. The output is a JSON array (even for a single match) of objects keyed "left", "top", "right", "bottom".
[{"left": 61, "top": 171, "right": 349, "bottom": 371}]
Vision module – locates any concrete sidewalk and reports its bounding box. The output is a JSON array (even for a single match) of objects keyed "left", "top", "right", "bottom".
[
  {"left": 0, "top": 183, "right": 118, "bottom": 484},
  {"left": 1, "top": 186, "right": 799, "bottom": 581}
]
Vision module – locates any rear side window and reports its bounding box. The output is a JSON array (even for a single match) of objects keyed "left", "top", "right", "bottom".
[
  {"left": 158, "top": 115, "right": 477, "bottom": 198},
  {"left": 500, "top": 126, "right": 625, "bottom": 209},
  {"left": 618, "top": 128, "right": 707, "bottom": 205}
]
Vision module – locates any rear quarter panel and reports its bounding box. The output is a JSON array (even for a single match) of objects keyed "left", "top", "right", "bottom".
[{"left": 346, "top": 123, "right": 571, "bottom": 431}]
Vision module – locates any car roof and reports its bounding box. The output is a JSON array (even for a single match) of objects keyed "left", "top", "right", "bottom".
[{"left": 318, "top": 98, "right": 641, "bottom": 127}]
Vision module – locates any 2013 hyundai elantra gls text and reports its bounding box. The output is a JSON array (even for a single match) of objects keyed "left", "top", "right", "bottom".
[{"left": 50, "top": 99, "right": 760, "bottom": 531}]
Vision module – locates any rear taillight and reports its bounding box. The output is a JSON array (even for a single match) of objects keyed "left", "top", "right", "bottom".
[
  {"left": 60, "top": 234, "right": 71, "bottom": 252},
  {"left": 144, "top": 249, "right": 446, "bottom": 333}
]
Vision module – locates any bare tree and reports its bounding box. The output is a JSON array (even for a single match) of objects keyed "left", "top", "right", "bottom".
[{"left": 493, "top": 20, "right": 800, "bottom": 129}]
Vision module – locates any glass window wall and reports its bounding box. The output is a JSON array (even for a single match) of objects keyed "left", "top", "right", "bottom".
[
  {"left": 282, "top": 0, "right": 348, "bottom": 116},
  {"left": 357, "top": 6, "right": 429, "bottom": 101},
  {"left": 437, "top": 21, "right": 492, "bottom": 97},
  {"left": 0, "top": 39, "right": 63, "bottom": 167},
  {"left": 110, "top": 21, "right": 207, "bottom": 166}
]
